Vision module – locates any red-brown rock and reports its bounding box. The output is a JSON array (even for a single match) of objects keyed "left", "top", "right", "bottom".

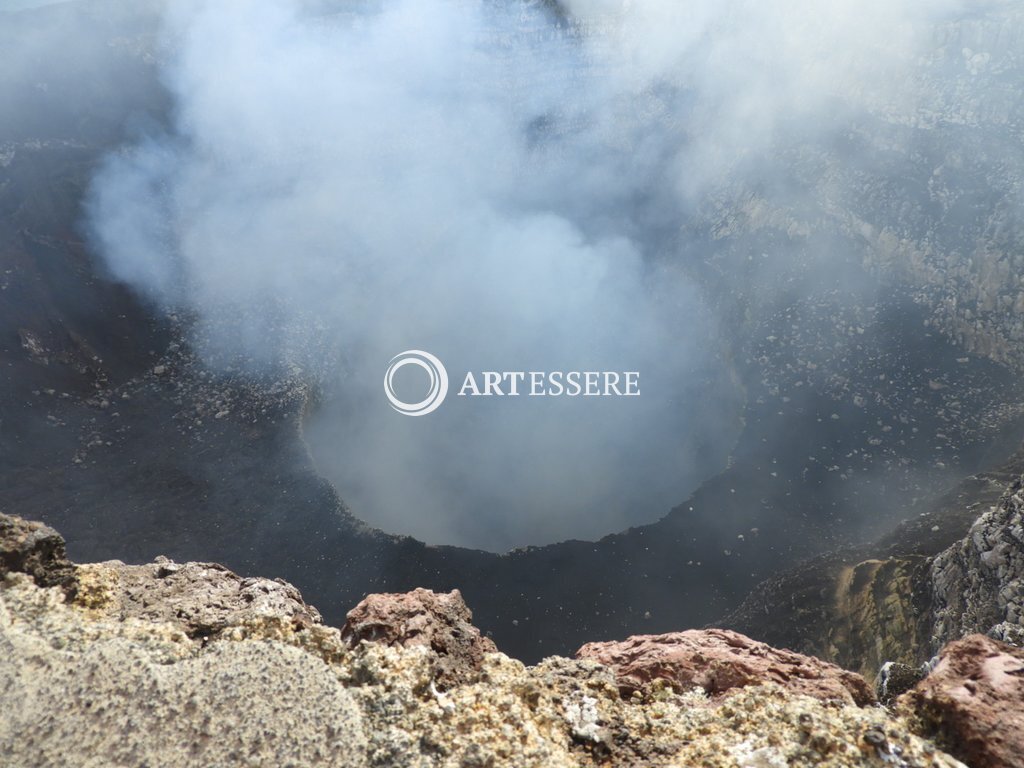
[
  {"left": 575, "top": 628, "right": 875, "bottom": 705},
  {"left": 341, "top": 588, "right": 497, "bottom": 688},
  {"left": 899, "top": 634, "right": 1024, "bottom": 768}
]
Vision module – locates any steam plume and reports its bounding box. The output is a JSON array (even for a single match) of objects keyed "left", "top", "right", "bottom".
[{"left": 86, "top": 0, "right": 964, "bottom": 549}]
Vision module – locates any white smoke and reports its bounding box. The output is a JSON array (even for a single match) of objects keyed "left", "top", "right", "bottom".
[{"left": 86, "top": 0, "right": 965, "bottom": 550}]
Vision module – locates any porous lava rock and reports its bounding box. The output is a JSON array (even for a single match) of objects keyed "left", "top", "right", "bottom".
[
  {"left": 899, "top": 634, "right": 1024, "bottom": 768},
  {"left": 341, "top": 587, "right": 498, "bottom": 688},
  {"left": 1, "top": 515, "right": 969, "bottom": 768},
  {"left": 0, "top": 513, "right": 76, "bottom": 595},
  {"left": 576, "top": 628, "right": 876, "bottom": 706},
  {"left": 74, "top": 556, "right": 321, "bottom": 637}
]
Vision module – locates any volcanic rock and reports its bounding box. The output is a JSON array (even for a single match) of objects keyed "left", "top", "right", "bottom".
[
  {"left": 0, "top": 566, "right": 963, "bottom": 768},
  {"left": 875, "top": 661, "right": 926, "bottom": 706},
  {"left": 341, "top": 587, "right": 497, "bottom": 688},
  {"left": 987, "top": 621, "right": 1024, "bottom": 648},
  {"left": 931, "top": 477, "right": 1024, "bottom": 650},
  {"left": 719, "top": 459, "right": 1024, "bottom": 678},
  {"left": 0, "top": 573, "right": 365, "bottom": 768},
  {"left": 0, "top": 513, "right": 76, "bottom": 595},
  {"left": 0, "top": 516, "right": 972, "bottom": 768},
  {"left": 899, "top": 634, "right": 1024, "bottom": 768},
  {"left": 575, "top": 628, "right": 875, "bottom": 706},
  {"left": 73, "top": 556, "right": 322, "bottom": 637}
]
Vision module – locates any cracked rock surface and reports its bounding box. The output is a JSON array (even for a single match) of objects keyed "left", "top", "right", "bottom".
[{"left": 931, "top": 478, "right": 1024, "bottom": 650}]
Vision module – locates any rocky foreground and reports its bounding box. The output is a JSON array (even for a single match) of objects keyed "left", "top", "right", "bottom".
[{"left": 1, "top": 514, "right": 1021, "bottom": 768}]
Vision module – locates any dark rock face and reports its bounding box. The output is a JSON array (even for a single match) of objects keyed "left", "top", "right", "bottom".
[
  {"left": 720, "top": 456, "right": 1024, "bottom": 678},
  {"left": 76, "top": 557, "right": 322, "bottom": 637},
  {"left": 875, "top": 662, "right": 925, "bottom": 706},
  {"left": 931, "top": 477, "right": 1024, "bottom": 651},
  {"left": 899, "top": 634, "right": 1024, "bottom": 768},
  {"left": 575, "top": 628, "right": 875, "bottom": 706},
  {"left": 0, "top": 513, "right": 76, "bottom": 595},
  {"left": 341, "top": 588, "right": 498, "bottom": 688}
]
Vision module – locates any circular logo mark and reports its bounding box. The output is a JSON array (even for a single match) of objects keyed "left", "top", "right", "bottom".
[{"left": 384, "top": 350, "right": 449, "bottom": 416}]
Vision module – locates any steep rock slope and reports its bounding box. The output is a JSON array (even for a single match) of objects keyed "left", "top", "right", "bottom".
[{"left": 722, "top": 453, "right": 1024, "bottom": 679}]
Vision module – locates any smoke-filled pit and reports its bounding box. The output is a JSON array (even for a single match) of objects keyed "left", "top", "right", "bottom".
[
  {"left": 80, "top": 0, "right": 1024, "bottom": 557},
  {"left": 86, "top": 0, "right": 759, "bottom": 550},
  {"left": 303, "top": 341, "right": 742, "bottom": 549}
]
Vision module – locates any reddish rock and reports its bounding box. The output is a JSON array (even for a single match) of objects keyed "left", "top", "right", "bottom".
[
  {"left": 342, "top": 588, "right": 497, "bottom": 688},
  {"left": 575, "top": 628, "right": 875, "bottom": 706},
  {"left": 899, "top": 634, "right": 1024, "bottom": 768},
  {"left": 0, "top": 513, "right": 76, "bottom": 595}
]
